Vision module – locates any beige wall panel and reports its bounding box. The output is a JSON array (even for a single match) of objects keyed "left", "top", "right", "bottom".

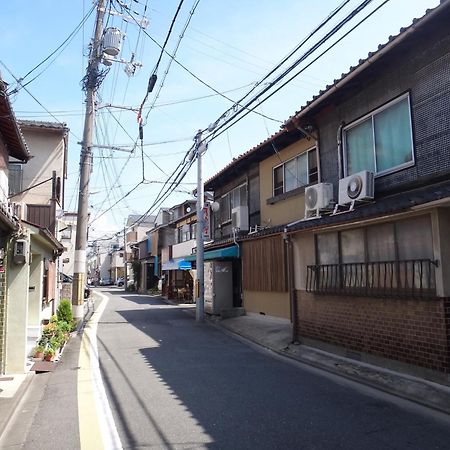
[
  {"left": 259, "top": 139, "right": 312, "bottom": 227},
  {"left": 243, "top": 290, "right": 290, "bottom": 319},
  {"left": 292, "top": 233, "right": 315, "bottom": 290}
]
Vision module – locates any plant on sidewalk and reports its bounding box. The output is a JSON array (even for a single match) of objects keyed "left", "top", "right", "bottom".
[
  {"left": 57, "top": 299, "right": 73, "bottom": 323},
  {"left": 33, "top": 345, "right": 45, "bottom": 359},
  {"left": 44, "top": 348, "right": 55, "bottom": 361}
]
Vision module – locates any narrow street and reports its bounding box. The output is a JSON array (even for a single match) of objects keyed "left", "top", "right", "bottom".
[{"left": 2, "top": 290, "right": 450, "bottom": 449}]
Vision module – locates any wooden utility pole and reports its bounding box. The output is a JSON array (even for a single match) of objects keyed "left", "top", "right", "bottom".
[{"left": 72, "top": 0, "right": 107, "bottom": 319}]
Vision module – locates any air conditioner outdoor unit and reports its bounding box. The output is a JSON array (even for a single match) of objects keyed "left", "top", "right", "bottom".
[
  {"left": 231, "top": 206, "right": 249, "bottom": 231},
  {"left": 12, "top": 202, "right": 27, "bottom": 221},
  {"left": 304, "top": 183, "right": 333, "bottom": 217},
  {"left": 338, "top": 170, "right": 374, "bottom": 205}
]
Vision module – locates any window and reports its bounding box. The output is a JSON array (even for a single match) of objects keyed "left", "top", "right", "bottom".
[
  {"left": 9, "top": 164, "right": 23, "bottom": 196},
  {"left": 220, "top": 184, "right": 247, "bottom": 223},
  {"left": 60, "top": 225, "right": 72, "bottom": 240},
  {"left": 272, "top": 148, "right": 317, "bottom": 197},
  {"left": 310, "top": 215, "right": 436, "bottom": 296},
  {"left": 344, "top": 94, "right": 414, "bottom": 176}
]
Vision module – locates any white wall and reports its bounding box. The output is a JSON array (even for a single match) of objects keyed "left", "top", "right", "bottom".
[{"left": 172, "top": 239, "right": 196, "bottom": 259}]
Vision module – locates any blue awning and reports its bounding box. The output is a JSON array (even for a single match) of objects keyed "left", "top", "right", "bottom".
[
  {"left": 161, "top": 258, "right": 192, "bottom": 271},
  {"left": 185, "top": 245, "right": 239, "bottom": 262}
]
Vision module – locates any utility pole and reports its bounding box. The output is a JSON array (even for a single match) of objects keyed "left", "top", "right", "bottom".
[
  {"left": 195, "top": 131, "right": 205, "bottom": 322},
  {"left": 72, "top": 0, "right": 107, "bottom": 320},
  {"left": 124, "top": 226, "right": 127, "bottom": 289}
]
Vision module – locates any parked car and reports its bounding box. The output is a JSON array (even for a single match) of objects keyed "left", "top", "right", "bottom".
[
  {"left": 116, "top": 277, "right": 124, "bottom": 287},
  {"left": 99, "top": 277, "right": 113, "bottom": 286}
]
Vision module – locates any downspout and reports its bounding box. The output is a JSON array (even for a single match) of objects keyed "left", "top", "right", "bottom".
[
  {"left": 283, "top": 226, "right": 299, "bottom": 344},
  {"left": 337, "top": 122, "right": 345, "bottom": 179},
  {"left": 294, "top": 124, "right": 321, "bottom": 182},
  {"left": 232, "top": 227, "right": 242, "bottom": 307}
]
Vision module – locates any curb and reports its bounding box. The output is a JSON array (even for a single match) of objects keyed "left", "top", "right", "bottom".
[
  {"left": 216, "top": 321, "right": 450, "bottom": 416},
  {"left": 136, "top": 293, "right": 450, "bottom": 415},
  {"left": 0, "top": 371, "right": 34, "bottom": 443}
]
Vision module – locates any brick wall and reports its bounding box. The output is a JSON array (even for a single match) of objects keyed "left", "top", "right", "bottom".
[{"left": 297, "top": 291, "right": 450, "bottom": 373}]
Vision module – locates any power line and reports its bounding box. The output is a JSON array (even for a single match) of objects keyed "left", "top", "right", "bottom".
[
  {"left": 0, "top": 60, "right": 81, "bottom": 141},
  {"left": 8, "top": 2, "right": 97, "bottom": 94},
  {"left": 205, "top": 0, "right": 385, "bottom": 144},
  {"left": 143, "top": 0, "right": 201, "bottom": 125},
  {"left": 123, "top": 8, "right": 282, "bottom": 123},
  {"left": 137, "top": 0, "right": 186, "bottom": 124}
]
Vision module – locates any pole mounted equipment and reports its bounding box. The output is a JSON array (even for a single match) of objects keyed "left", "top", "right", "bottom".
[{"left": 72, "top": 0, "right": 108, "bottom": 320}]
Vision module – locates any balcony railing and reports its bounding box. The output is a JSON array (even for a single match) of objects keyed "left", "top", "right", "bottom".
[{"left": 306, "top": 259, "right": 438, "bottom": 299}]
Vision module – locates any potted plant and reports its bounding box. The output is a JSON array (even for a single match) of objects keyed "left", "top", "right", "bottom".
[
  {"left": 33, "top": 345, "right": 45, "bottom": 359},
  {"left": 44, "top": 348, "right": 55, "bottom": 361}
]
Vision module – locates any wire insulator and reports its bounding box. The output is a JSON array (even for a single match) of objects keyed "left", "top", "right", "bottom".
[{"left": 147, "top": 74, "right": 157, "bottom": 93}]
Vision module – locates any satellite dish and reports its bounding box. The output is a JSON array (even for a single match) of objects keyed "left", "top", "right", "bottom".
[{"left": 186, "top": 206, "right": 192, "bottom": 213}]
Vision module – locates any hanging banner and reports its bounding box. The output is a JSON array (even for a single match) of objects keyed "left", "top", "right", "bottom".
[{"left": 202, "top": 203, "right": 211, "bottom": 240}]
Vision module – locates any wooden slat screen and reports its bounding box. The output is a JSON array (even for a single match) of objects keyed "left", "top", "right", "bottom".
[
  {"left": 27, "top": 205, "right": 52, "bottom": 231},
  {"left": 242, "top": 235, "right": 287, "bottom": 292}
]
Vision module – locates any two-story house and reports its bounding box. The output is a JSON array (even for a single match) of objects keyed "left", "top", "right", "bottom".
[
  {"left": 204, "top": 1, "right": 450, "bottom": 384},
  {"left": 0, "top": 75, "right": 30, "bottom": 374},
  {"left": 125, "top": 214, "right": 156, "bottom": 287},
  {"left": 161, "top": 200, "right": 196, "bottom": 302},
  {"left": 6, "top": 119, "right": 66, "bottom": 372},
  {"left": 282, "top": 1, "right": 450, "bottom": 384},
  {"left": 204, "top": 127, "right": 308, "bottom": 318}
]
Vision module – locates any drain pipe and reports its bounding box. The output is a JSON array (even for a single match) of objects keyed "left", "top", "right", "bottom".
[
  {"left": 283, "top": 226, "right": 299, "bottom": 344},
  {"left": 294, "top": 123, "right": 321, "bottom": 182},
  {"left": 337, "top": 122, "right": 345, "bottom": 179}
]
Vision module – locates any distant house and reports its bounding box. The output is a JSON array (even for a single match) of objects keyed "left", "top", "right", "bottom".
[
  {"left": 161, "top": 200, "right": 196, "bottom": 302},
  {"left": 125, "top": 214, "right": 156, "bottom": 289}
]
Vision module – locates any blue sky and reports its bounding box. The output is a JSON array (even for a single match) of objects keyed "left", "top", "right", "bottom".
[{"left": 0, "top": 0, "right": 440, "bottom": 239}]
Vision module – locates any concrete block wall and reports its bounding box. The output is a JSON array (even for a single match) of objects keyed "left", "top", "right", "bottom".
[{"left": 296, "top": 291, "right": 450, "bottom": 374}]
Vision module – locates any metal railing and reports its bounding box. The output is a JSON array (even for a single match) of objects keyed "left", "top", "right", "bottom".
[{"left": 306, "top": 259, "right": 438, "bottom": 299}]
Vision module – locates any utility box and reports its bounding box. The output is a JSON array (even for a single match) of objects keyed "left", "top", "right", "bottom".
[
  {"left": 204, "top": 261, "right": 233, "bottom": 315},
  {"left": 13, "top": 239, "right": 28, "bottom": 264}
]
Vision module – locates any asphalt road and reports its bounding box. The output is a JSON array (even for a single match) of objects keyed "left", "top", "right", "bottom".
[{"left": 96, "top": 291, "right": 450, "bottom": 450}]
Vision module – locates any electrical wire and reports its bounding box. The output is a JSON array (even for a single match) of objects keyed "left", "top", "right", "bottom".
[
  {"left": 204, "top": 0, "right": 385, "bottom": 144},
  {"left": 7, "top": 2, "right": 97, "bottom": 94},
  {"left": 127, "top": 0, "right": 390, "bottom": 229},
  {"left": 137, "top": 0, "right": 186, "bottom": 124},
  {"left": 0, "top": 60, "right": 81, "bottom": 142},
  {"left": 143, "top": 0, "right": 201, "bottom": 125},
  {"left": 122, "top": 7, "right": 282, "bottom": 123}
]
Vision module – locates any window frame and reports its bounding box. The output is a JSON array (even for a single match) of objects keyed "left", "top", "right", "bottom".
[
  {"left": 315, "top": 214, "right": 433, "bottom": 266},
  {"left": 272, "top": 146, "right": 318, "bottom": 197},
  {"left": 343, "top": 93, "right": 415, "bottom": 178},
  {"left": 8, "top": 163, "right": 24, "bottom": 196},
  {"left": 219, "top": 182, "right": 247, "bottom": 225}
]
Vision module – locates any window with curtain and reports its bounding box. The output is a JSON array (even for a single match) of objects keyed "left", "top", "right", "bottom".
[
  {"left": 344, "top": 95, "right": 413, "bottom": 176},
  {"left": 316, "top": 215, "right": 433, "bottom": 265},
  {"left": 272, "top": 147, "right": 317, "bottom": 196}
]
